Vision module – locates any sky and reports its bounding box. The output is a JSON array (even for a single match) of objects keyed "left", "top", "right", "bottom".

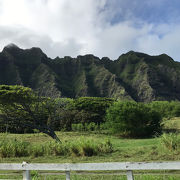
[{"left": 0, "top": 0, "right": 180, "bottom": 60}]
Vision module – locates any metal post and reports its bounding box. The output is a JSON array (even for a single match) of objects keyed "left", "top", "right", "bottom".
[
  {"left": 126, "top": 170, "right": 134, "bottom": 180},
  {"left": 66, "top": 171, "right": 70, "bottom": 180},
  {"left": 23, "top": 170, "right": 31, "bottom": 180}
]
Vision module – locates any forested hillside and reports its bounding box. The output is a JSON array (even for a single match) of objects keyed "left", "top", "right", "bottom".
[{"left": 0, "top": 44, "right": 180, "bottom": 102}]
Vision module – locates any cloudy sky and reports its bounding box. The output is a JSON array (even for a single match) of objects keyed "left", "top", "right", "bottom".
[{"left": 0, "top": 0, "right": 180, "bottom": 60}]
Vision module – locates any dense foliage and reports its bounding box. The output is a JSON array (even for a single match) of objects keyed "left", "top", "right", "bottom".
[
  {"left": 106, "top": 101, "right": 162, "bottom": 137},
  {"left": 1, "top": 85, "right": 180, "bottom": 139},
  {"left": 72, "top": 97, "right": 114, "bottom": 124},
  {"left": 48, "top": 97, "right": 114, "bottom": 131},
  {"left": 148, "top": 101, "right": 180, "bottom": 118},
  {"left": 47, "top": 98, "right": 75, "bottom": 131},
  {"left": 1, "top": 45, "right": 180, "bottom": 102},
  {"left": 0, "top": 85, "right": 61, "bottom": 141}
]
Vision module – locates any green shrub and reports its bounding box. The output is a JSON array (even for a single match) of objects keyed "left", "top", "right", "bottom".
[
  {"left": 99, "top": 123, "right": 109, "bottom": 131},
  {"left": 71, "top": 123, "right": 84, "bottom": 131},
  {"left": 149, "top": 101, "right": 180, "bottom": 118},
  {"left": 86, "top": 122, "right": 99, "bottom": 131},
  {"left": 106, "top": 101, "right": 162, "bottom": 137},
  {"left": 72, "top": 122, "right": 99, "bottom": 132}
]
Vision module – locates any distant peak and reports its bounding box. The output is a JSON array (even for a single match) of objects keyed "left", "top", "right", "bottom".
[
  {"left": 101, "top": 57, "right": 111, "bottom": 61},
  {"left": 119, "top": 51, "right": 149, "bottom": 58},
  {"left": 28, "top": 47, "right": 44, "bottom": 54},
  {"left": 127, "top": 50, "right": 135, "bottom": 54},
  {"left": 4, "top": 43, "right": 19, "bottom": 49},
  {"left": 77, "top": 54, "right": 100, "bottom": 60},
  {"left": 2, "top": 43, "right": 21, "bottom": 54}
]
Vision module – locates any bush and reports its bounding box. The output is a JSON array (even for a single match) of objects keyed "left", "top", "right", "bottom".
[
  {"left": 71, "top": 122, "right": 99, "bottom": 132},
  {"left": 71, "top": 123, "right": 84, "bottom": 131},
  {"left": 148, "top": 101, "right": 180, "bottom": 119},
  {"left": 105, "top": 101, "right": 162, "bottom": 138}
]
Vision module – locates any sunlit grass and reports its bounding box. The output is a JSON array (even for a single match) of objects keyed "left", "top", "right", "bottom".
[
  {"left": 0, "top": 131, "right": 180, "bottom": 163},
  {"left": 0, "top": 131, "right": 180, "bottom": 179},
  {"left": 163, "top": 117, "right": 180, "bottom": 130}
]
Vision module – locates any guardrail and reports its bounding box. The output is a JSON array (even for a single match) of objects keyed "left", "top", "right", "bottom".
[{"left": 0, "top": 161, "right": 180, "bottom": 180}]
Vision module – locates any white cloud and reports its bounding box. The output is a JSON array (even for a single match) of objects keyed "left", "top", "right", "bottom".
[
  {"left": 89, "top": 21, "right": 152, "bottom": 59},
  {"left": 0, "top": 0, "right": 107, "bottom": 58},
  {"left": 0, "top": 0, "right": 180, "bottom": 61},
  {"left": 0, "top": 25, "right": 83, "bottom": 58},
  {"left": 137, "top": 24, "right": 180, "bottom": 61}
]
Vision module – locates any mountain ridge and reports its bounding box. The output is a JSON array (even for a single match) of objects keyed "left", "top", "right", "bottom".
[{"left": 0, "top": 44, "right": 180, "bottom": 102}]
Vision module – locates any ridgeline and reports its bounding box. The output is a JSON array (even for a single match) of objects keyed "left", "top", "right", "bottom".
[{"left": 0, "top": 44, "right": 180, "bottom": 102}]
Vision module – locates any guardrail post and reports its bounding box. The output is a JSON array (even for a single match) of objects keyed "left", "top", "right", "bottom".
[
  {"left": 66, "top": 171, "right": 70, "bottom": 180},
  {"left": 23, "top": 170, "right": 31, "bottom": 180},
  {"left": 126, "top": 170, "right": 134, "bottom": 180}
]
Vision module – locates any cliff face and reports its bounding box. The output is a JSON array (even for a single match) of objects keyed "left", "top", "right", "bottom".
[{"left": 0, "top": 44, "right": 180, "bottom": 102}]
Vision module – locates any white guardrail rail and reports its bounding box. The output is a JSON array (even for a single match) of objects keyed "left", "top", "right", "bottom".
[{"left": 0, "top": 161, "right": 180, "bottom": 180}]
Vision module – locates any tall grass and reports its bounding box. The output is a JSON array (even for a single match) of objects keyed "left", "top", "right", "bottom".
[
  {"left": 160, "top": 133, "right": 180, "bottom": 151},
  {"left": 0, "top": 137, "right": 113, "bottom": 158},
  {"left": 0, "top": 138, "right": 29, "bottom": 157},
  {"left": 70, "top": 138, "right": 113, "bottom": 157}
]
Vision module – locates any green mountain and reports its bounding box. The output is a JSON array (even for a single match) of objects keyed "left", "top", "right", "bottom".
[{"left": 0, "top": 44, "right": 180, "bottom": 102}]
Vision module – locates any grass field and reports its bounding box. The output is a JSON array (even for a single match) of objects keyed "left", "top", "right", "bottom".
[
  {"left": 0, "top": 131, "right": 180, "bottom": 179},
  {"left": 0, "top": 131, "right": 180, "bottom": 163}
]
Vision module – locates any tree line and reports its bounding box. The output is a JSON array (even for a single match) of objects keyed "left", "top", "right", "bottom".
[{"left": 0, "top": 85, "right": 180, "bottom": 141}]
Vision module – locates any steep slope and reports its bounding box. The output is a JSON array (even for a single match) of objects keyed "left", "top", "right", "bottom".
[
  {"left": 103, "top": 51, "right": 180, "bottom": 101},
  {"left": 0, "top": 44, "right": 180, "bottom": 101},
  {"left": 44, "top": 54, "right": 131, "bottom": 99},
  {"left": 0, "top": 44, "right": 59, "bottom": 96}
]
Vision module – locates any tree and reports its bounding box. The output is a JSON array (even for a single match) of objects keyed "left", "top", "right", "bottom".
[
  {"left": 149, "top": 101, "right": 180, "bottom": 118},
  {"left": 47, "top": 98, "right": 76, "bottom": 131},
  {"left": 106, "top": 101, "right": 162, "bottom": 137},
  {"left": 73, "top": 97, "right": 114, "bottom": 125},
  {"left": 0, "top": 85, "right": 61, "bottom": 142}
]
